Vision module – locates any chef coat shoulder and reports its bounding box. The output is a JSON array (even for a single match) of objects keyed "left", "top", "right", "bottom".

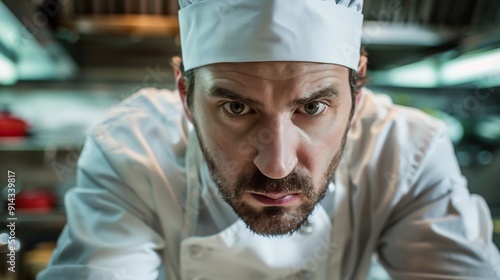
[
  {"left": 84, "top": 88, "right": 192, "bottom": 210},
  {"left": 92, "top": 87, "right": 190, "bottom": 159},
  {"left": 349, "top": 89, "right": 500, "bottom": 278},
  {"left": 348, "top": 88, "right": 450, "bottom": 196}
]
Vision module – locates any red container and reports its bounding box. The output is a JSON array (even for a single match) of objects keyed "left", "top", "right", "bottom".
[
  {"left": 16, "top": 190, "right": 57, "bottom": 212},
  {"left": 0, "top": 111, "right": 29, "bottom": 137}
]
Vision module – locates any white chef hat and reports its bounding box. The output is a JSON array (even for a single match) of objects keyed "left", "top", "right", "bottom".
[{"left": 178, "top": 0, "right": 364, "bottom": 71}]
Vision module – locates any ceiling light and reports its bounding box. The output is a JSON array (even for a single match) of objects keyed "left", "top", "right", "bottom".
[
  {"left": 441, "top": 48, "right": 500, "bottom": 86},
  {"left": 385, "top": 60, "right": 439, "bottom": 88},
  {"left": 0, "top": 52, "right": 16, "bottom": 85}
]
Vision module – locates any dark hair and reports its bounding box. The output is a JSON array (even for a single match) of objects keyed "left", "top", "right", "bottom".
[{"left": 171, "top": 49, "right": 368, "bottom": 110}]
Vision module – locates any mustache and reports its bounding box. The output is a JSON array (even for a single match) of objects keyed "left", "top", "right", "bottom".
[{"left": 232, "top": 167, "right": 315, "bottom": 198}]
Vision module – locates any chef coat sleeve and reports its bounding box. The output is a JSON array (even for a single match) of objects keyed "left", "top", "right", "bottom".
[
  {"left": 37, "top": 136, "right": 165, "bottom": 280},
  {"left": 376, "top": 129, "right": 500, "bottom": 279}
]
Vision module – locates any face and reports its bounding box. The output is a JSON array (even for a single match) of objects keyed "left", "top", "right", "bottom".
[{"left": 185, "top": 62, "right": 353, "bottom": 236}]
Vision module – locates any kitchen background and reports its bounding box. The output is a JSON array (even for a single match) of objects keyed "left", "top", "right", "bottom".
[{"left": 0, "top": 0, "right": 499, "bottom": 279}]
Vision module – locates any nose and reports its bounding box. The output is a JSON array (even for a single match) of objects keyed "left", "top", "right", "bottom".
[{"left": 253, "top": 118, "right": 298, "bottom": 179}]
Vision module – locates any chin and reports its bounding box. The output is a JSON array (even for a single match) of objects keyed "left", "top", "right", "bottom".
[{"left": 235, "top": 202, "right": 317, "bottom": 237}]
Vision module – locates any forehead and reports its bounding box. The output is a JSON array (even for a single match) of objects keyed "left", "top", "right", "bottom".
[{"left": 196, "top": 62, "right": 349, "bottom": 83}]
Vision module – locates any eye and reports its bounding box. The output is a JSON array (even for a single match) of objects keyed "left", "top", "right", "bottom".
[
  {"left": 298, "top": 101, "right": 328, "bottom": 115},
  {"left": 222, "top": 102, "right": 251, "bottom": 115}
]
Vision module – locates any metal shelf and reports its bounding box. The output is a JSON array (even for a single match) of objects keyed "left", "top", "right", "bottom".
[
  {"left": 0, "top": 137, "right": 84, "bottom": 151},
  {"left": 0, "top": 210, "right": 67, "bottom": 231}
]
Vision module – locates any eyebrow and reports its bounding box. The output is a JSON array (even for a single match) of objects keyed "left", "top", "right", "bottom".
[
  {"left": 288, "top": 87, "right": 341, "bottom": 108},
  {"left": 208, "top": 86, "right": 265, "bottom": 109},
  {"left": 207, "top": 86, "right": 340, "bottom": 108}
]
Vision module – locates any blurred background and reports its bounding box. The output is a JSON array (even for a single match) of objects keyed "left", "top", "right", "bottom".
[{"left": 0, "top": 0, "right": 499, "bottom": 279}]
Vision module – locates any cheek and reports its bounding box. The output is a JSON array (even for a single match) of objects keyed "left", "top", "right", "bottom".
[
  {"left": 320, "top": 109, "right": 351, "bottom": 157},
  {"left": 212, "top": 136, "right": 250, "bottom": 179},
  {"left": 298, "top": 107, "right": 351, "bottom": 179},
  {"left": 303, "top": 128, "right": 344, "bottom": 168},
  {"left": 195, "top": 108, "right": 251, "bottom": 177}
]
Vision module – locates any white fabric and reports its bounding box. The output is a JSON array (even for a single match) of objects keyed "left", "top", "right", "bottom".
[
  {"left": 181, "top": 206, "right": 333, "bottom": 279},
  {"left": 178, "top": 0, "right": 363, "bottom": 71},
  {"left": 37, "top": 88, "right": 500, "bottom": 280}
]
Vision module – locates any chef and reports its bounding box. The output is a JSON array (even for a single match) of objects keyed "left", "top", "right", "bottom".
[{"left": 38, "top": 0, "right": 500, "bottom": 279}]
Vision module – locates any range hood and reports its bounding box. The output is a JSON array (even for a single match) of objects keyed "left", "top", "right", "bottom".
[{"left": 0, "top": 1, "right": 77, "bottom": 85}]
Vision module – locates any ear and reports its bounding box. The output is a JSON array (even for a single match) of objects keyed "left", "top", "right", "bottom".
[
  {"left": 357, "top": 55, "right": 367, "bottom": 79},
  {"left": 173, "top": 57, "right": 193, "bottom": 123},
  {"left": 350, "top": 55, "right": 368, "bottom": 126},
  {"left": 354, "top": 54, "right": 368, "bottom": 97}
]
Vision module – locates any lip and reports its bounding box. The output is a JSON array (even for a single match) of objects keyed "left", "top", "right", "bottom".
[{"left": 248, "top": 192, "right": 301, "bottom": 206}]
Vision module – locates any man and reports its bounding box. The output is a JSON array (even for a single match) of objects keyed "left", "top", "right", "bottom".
[{"left": 39, "top": 0, "right": 500, "bottom": 279}]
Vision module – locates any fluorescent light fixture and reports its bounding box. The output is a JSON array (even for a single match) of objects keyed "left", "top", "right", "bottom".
[
  {"left": 0, "top": 52, "right": 16, "bottom": 85},
  {"left": 372, "top": 48, "right": 500, "bottom": 88},
  {"left": 362, "top": 22, "right": 453, "bottom": 47},
  {"left": 385, "top": 60, "right": 439, "bottom": 88},
  {"left": 0, "top": 1, "right": 77, "bottom": 83},
  {"left": 0, "top": 2, "right": 21, "bottom": 51},
  {"left": 441, "top": 48, "right": 500, "bottom": 85}
]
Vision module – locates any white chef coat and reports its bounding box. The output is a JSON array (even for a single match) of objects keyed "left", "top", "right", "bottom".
[{"left": 37, "top": 88, "right": 500, "bottom": 280}]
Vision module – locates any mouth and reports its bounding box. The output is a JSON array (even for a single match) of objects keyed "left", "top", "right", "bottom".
[{"left": 248, "top": 192, "right": 301, "bottom": 206}]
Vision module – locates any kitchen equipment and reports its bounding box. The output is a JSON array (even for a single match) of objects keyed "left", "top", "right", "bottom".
[
  {"left": 16, "top": 189, "right": 57, "bottom": 212},
  {"left": 0, "top": 109, "right": 29, "bottom": 137}
]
